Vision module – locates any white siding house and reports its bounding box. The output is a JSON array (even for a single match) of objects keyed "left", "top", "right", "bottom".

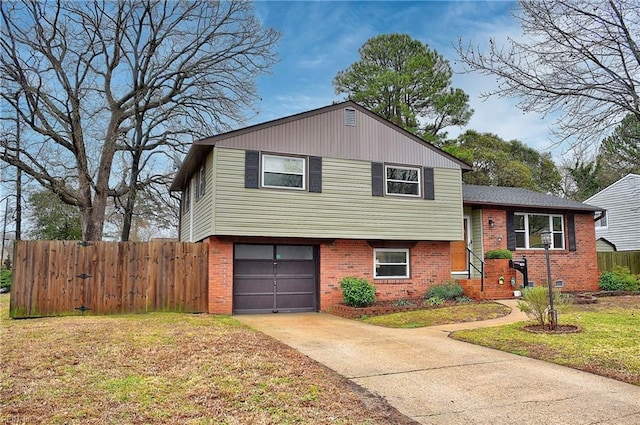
[{"left": 585, "top": 174, "right": 640, "bottom": 251}]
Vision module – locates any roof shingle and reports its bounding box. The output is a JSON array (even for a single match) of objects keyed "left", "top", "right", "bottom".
[{"left": 463, "top": 184, "right": 602, "bottom": 212}]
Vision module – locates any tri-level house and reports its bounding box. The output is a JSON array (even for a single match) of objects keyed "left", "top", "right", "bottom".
[{"left": 171, "top": 101, "right": 601, "bottom": 314}]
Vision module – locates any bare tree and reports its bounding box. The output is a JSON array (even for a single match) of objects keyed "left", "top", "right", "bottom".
[
  {"left": 456, "top": 0, "right": 640, "bottom": 147},
  {"left": 1, "top": 0, "right": 279, "bottom": 240}
]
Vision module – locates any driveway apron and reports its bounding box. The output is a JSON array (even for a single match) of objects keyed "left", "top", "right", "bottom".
[{"left": 236, "top": 301, "right": 640, "bottom": 424}]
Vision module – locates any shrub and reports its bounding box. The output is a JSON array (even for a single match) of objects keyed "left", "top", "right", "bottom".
[
  {"left": 424, "top": 296, "right": 444, "bottom": 306},
  {"left": 484, "top": 249, "right": 513, "bottom": 259},
  {"left": 340, "top": 277, "right": 376, "bottom": 307},
  {"left": 599, "top": 271, "right": 624, "bottom": 291},
  {"left": 598, "top": 266, "right": 639, "bottom": 291},
  {"left": 455, "top": 296, "right": 472, "bottom": 303},
  {"left": 425, "top": 282, "right": 464, "bottom": 300},
  {"left": 517, "top": 286, "right": 572, "bottom": 328},
  {"left": 0, "top": 269, "right": 11, "bottom": 292},
  {"left": 392, "top": 299, "right": 415, "bottom": 307}
]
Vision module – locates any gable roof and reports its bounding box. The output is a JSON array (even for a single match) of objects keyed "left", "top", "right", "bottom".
[
  {"left": 463, "top": 184, "right": 602, "bottom": 212},
  {"left": 170, "top": 101, "right": 472, "bottom": 191},
  {"left": 585, "top": 173, "right": 640, "bottom": 204}
]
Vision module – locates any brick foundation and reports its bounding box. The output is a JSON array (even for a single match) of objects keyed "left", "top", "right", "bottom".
[
  {"left": 205, "top": 212, "right": 599, "bottom": 314},
  {"left": 319, "top": 240, "right": 451, "bottom": 311},
  {"left": 206, "top": 237, "right": 453, "bottom": 314}
]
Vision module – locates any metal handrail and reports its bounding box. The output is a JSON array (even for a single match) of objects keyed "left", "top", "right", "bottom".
[{"left": 467, "top": 248, "right": 485, "bottom": 292}]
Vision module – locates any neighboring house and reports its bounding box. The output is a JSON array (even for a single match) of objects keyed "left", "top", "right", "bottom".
[
  {"left": 585, "top": 174, "right": 640, "bottom": 252},
  {"left": 171, "top": 101, "right": 601, "bottom": 314}
]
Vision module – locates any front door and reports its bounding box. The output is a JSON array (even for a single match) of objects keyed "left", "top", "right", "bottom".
[{"left": 451, "top": 217, "right": 470, "bottom": 273}]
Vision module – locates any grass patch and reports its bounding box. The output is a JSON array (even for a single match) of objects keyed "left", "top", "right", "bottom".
[
  {"left": 361, "top": 302, "right": 511, "bottom": 328},
  {"left": 0, "top": 293, "right": 414, "bottom": 424},
  {"left": 451, "top": 296, "right": 640, "bottom": 386}
]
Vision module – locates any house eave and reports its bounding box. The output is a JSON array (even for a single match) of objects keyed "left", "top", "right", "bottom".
[{"left": 463, "top": 200, "right": 602, "bottom": 213}]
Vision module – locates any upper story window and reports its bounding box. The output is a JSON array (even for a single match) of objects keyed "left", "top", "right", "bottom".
[
  {"left": 385, "top": 165, "right": 421, "bottom": 197},
  {"left": 374, "top": 248, "right": 410, "bottom": 279},
  {"left": 262, "top": 154, "right": 306, "bottom": 190},
  {"left": 196, "top": 164, "right": 206, "bottom": 200},
  {"left": 182, "top": 181, "right": 191, "bottom": 213},
  {"left": 515, "top": 213, "right": 564, "bottom": 249}
]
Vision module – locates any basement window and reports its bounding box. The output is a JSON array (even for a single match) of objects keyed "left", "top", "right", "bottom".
[{"left": 374, "top": 248, "right": 409, "bottom": 279}]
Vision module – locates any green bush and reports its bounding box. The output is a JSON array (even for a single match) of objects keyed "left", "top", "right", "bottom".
[
  {"left": 340, "top": 277, "right": 376, "bottom": 307},
  {"left": 517, "top": 286, "right": 572, "bottom": 328},
  {"left": 424, "top": 296, "right": 444, "bottom": 306},
  {"left": 598, "top": 266, "right": 639, "bottom": 291},
  {"left": 392, "top": 299, "right": 415, "bottom": 307},
  {"left": 0, "top": 269, "right": 12, "bottom": 291},
  {"left": 425, "top": 282, "right": 464, "bottom": 300},
  {"left": 484, "top": 249, "right": 513, "bottom": 259},
  {"left": 599, "top": 271, "right": 624, "bottom": 291}
]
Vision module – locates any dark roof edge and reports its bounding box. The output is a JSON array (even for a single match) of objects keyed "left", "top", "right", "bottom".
[{"left": 463, "top": 199, "right": 602, "bottom": 213}]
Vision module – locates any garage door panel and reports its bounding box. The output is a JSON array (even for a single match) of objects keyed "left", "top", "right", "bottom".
[
  {"left": 234, "top": 277, "right": 273, "bottom": 294},
  {"left": 274, "top": 276, "right": 315, "bottom": 292},
  {"left": 234, "top": 260, "right": 273, "bottom": 274},
  {"left": 276, "top": 293, "right": 316, "bottom": 312},
  {"left": 233, "top": 294, "right": 274, "bottom": 313}
]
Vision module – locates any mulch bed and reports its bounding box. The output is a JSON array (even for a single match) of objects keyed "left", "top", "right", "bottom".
[
  {"left": 522, "top": 324, "right": 582, "bottom": 334},
  {"left": 328, "top": 298, "right": 467, "bottom": 320}
]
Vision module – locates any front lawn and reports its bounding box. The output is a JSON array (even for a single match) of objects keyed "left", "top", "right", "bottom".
[
  {"left": 451, "top": 296, "right": 640, "bottom": 386},
  {"left": 0, "top": 293, "right": 415, "bottom": 424},
  {"left": 361, "top": 302, "right": 511, "bottom": 328}
]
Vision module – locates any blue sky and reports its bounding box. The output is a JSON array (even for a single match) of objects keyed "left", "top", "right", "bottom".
[{"left": 250, "top": 1, "right": 563, "bottom": 156}]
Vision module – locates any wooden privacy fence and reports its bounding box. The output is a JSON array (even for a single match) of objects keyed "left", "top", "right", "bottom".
[
  {"left": 597, "top": 251, "right": 640, "bottom": 274},
  {"left": 10, "top": 240, "right": 208, "bottom": 318}
]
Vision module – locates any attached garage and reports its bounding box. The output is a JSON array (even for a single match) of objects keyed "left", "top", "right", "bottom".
[{"left": 233, "top": 244, "right": 318, "bottom": 314}]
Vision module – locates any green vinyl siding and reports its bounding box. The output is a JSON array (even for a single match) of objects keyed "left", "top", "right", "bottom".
[
  {"left": 191, "top": 150, "right": 215, "bottom": 242},
  {"left": 212, "top": 148, "right": 463, "bottom": 240}
]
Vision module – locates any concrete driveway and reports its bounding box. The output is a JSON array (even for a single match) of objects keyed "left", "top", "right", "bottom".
[{"left": 236, "top": 300, "right": 640, "bottom": 424}]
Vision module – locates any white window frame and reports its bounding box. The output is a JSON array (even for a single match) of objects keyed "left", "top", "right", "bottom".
[
  {"left": 261, "top": 154, "right": 306, "bottom": 190},
  {"left": 514, "top": 213, "right": 565, "bottom": 249},
  {"left": 384, "top": 164, "right": 421, "bottom": 197},
  {"left": 374, "top": 248, "right": 410, "bottom": 279},
  {"left": 595, "top": 213, "right": 608, "bottom": 228}
]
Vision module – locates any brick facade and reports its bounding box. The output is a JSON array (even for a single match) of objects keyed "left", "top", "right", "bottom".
[
  {"left": 478, "top": 209, "right": 599, "bottom": 292},
  {"left": 319, "top": 240, "right": 451, "bottom": 310},
  {"left": 206, "top": 210, "right": 599, "bottom": 314},
  {"left": 205, "top": 237, "right": 234, "bottom": 315},
  {"left": 206, "top": 237, "right": 453, "bottom": 314}
]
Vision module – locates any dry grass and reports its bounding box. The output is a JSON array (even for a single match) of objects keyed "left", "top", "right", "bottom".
[{"left": 0, "top": 294, "right": 416, "bottom": 424}]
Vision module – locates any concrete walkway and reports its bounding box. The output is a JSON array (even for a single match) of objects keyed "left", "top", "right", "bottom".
[{"left": 236, "top": 300, "right": 640, "bottom": 424}]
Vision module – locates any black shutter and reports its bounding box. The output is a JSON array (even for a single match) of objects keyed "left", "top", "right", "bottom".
[
  {"left": 506, "top": 211, "right": 516, "bottom": 251},
  {"left": 308, "top": 156, "right": 322, "bottom": 193},
  {"left": 371, "top": 162, "right": 384, "bottom": 196},
  {"left": 567, "top": 214, "right": 576, "bottom": 251},
  {"left": 244, "top": 150, "right": 259, "bottom": 188},
  {"left": 423, "top": 167, "right": 435, "bottom": 200}
]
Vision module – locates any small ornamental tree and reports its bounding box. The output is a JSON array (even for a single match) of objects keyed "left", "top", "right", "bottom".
[{"left": 517, "top": 286, "right": 572, "bottom": 329}]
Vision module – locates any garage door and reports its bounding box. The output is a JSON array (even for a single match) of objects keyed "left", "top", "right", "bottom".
[{"left": 233, "top": 244, "right": 317, "bottom": 314}]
